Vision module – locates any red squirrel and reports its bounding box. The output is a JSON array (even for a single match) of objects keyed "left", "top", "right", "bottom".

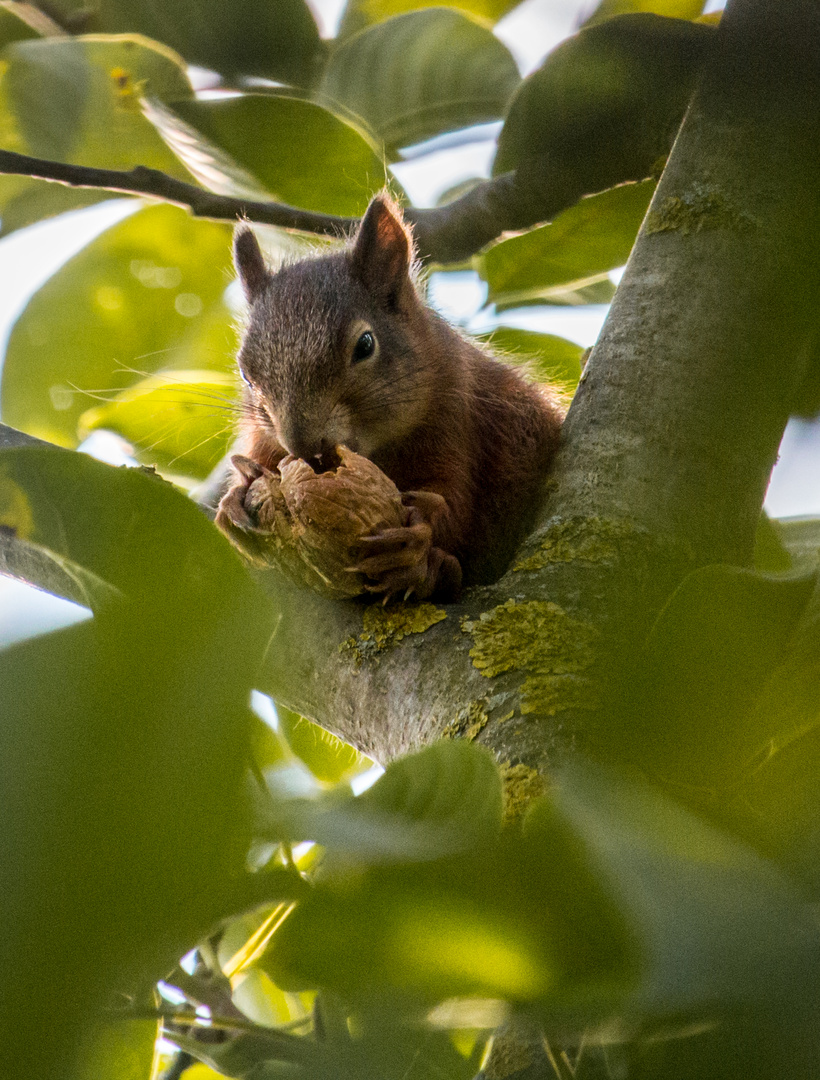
[{"left": 216, "top": 194, "right": 565, "bottom": 600}]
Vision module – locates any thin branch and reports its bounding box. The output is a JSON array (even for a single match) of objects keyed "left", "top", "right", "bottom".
[
  {"left": 0, "top": 148, "right": 550, "bottom": 263},
  {"left": 0, "top": 149, "right": 357, "bottom": 236}
]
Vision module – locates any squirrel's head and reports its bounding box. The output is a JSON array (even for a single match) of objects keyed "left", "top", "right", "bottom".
[{"left": 233, "top": 194, "right": 433, "bottom": 464}]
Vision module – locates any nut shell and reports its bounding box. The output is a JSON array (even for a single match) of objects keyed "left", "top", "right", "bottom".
[{"left": 234, "top": 446, "right": 405, "bottom": 598}]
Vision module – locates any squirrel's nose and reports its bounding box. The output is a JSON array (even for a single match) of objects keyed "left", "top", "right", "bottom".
[{"left": 280, "top": 421, "right": 325, "bottom": 463}]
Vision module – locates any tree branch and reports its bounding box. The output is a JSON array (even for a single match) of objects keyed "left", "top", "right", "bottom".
[
  {"left": 0, "top": 148, "right": 575, "bottom": 264},
  {"left": 3, "top": 0, "right": 819, "bottom": 774}
]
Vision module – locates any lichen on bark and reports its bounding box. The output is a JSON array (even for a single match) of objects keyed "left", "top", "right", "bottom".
[
  {"left": 462, "top": 600, "right": 599, "bottom": 716},
  {"left": 339, "top": 601, "right": 448, "bottom": 665}
]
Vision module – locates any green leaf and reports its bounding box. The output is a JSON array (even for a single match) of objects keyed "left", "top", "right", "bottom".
[
  {"left": 776, "top": 517, "right": 820, "bottom": 573},
  {"left": 262, "top": 751, "right": 633, "bottom": 1014},
  {"left": 478, "top": 180, "right": 654, "bottom": 306},
  {"left": 277, "top": 705, "right": 366, "bottom": 785},
  {"left": 168, "top": 95, "right": 388, "bottom": 216},
  {"left": 494, "top": 15, "right": 714, "bottom": 201},
  {"left": 75, "top": 1019, "right": 159, "bottom": 1080},
  {"left": 2, "top": 205, "right": 233, "bottom": 448},
  {"left": 339, "top": 0, "right": 521, "bottom": 37},
  {"left": 0, "top": 443, "right": 256, "bottom": 602},
  {"left": 623, "top": 565, "right": 815, "bottom": 788},
  {"left": 0, "top": 33, "right": 193, "bottom": 234},
  {"left": 78, "top": 369, "right": 238, "bottom": 481},
  {"left": 476, "top": 327, "right": 584, "bottom": 392},
  {"left": 39, "top": 0, "right": 323, "bottom": 85},
  {"left": 552, "top": 762, "right": 820, "bottom": 1014},
  {"left": 257, "top": 741, "right": 503, "bottom": 862},
  {"left": 319, "top": 10, "right": 520, "bottom": 156},
  {"left": 583, "top": 0, "right": 707, "bottom": 27},
  {"left": 358, "top": 740, "right": 503, "bottom": 843},
  {"left": 754, "top": 511, "right": 793, "bottom": 574},
  {"left": 0, "top": 446, "right": 272, "bottom": 1078}
]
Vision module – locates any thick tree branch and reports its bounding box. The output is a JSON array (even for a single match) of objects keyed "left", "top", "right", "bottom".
[{"left": 3, "top": 0, "right": 819, "bottom": 775}]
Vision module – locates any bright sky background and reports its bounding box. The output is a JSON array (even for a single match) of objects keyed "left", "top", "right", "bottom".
[{"left": 4, "top": 0, "right": 816, "bottom": 649}]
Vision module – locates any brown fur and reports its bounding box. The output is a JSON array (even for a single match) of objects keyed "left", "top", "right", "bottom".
[{"left": 229, "top": 194, "right": 565, "bottom": 598}]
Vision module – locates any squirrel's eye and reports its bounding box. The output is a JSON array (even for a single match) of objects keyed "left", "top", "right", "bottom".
[{"left": 352, "top": 330, "right": 376, "bottom": 363}]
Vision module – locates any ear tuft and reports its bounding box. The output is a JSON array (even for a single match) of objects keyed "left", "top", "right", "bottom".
[
  {"left": 350, "top": 193, "right": 414, "bottom": 304},
  {"left": 233, "top": 226, "right": 268, "bottom": 302}
]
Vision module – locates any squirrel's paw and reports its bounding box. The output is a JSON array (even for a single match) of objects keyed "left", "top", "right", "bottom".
[
  {"left": 352, "top": 511, "right": 461, "bottom": 602},
  {"left": 215, "top": 456, "right": 284, "bottom": 564}
]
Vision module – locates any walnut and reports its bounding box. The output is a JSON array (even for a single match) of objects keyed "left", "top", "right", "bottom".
[{"left": 221, "top": 446, "right": 406, "bottom": 599}]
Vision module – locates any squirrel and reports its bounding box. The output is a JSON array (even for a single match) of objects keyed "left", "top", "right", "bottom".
[{"left": 216, "top": 193, "right": 565, "bottom": 601}]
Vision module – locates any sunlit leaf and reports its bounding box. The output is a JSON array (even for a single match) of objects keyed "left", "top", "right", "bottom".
[
  {"left": 494, "top": 15, "right": 714, "bottom": 204},
  {"left": 583, "top": 0, "right": 707, "bottom": 27},
  {"left": 476, "top": 327, "right": 584, "bottom": 391},
  {"left": 75, "top": 1019, "right": 159, "bottom": 1080},
  {"left": 37, "top": 0, "right": 323, "bottom": 85},
  {"left": 2, "top": 205, "right": 233, "bottom": 447},
  {"left": 169, "top": 95, "right": 388, "bottom": 216},
  {"left": 0, "top": 33, "right": 193, "bottom": 234},
  {"left": 479, "top": 181, "right": 653, "bottom": 306},
  {"left": 339, "top": 0, "right": 521, "bottom": 37},
  {"left": 277, "top": 704, "right": 366, "bottom": 785},
  {"left": 78, "top": 369, "right": 238, "bottom": 481},
  {"left": 319, "top": 10, "right": 519, "bottom": 156}
]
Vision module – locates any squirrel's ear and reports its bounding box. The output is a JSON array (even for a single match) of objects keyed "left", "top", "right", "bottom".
[
  {"left": 234, "top": 226, "right": 268, "bottom": 302},
  {"left": 351, "top": 194, "right": 414, "bottom": 305}
]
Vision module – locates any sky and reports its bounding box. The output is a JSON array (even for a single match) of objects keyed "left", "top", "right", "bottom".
[{"left": 5, "top": 0, "right": 817, "bottom": 647}]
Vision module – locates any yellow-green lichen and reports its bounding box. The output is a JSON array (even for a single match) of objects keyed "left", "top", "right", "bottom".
[
  {"left": 645, "top": 184, "right": 758, "bottom": 236},
  {"left": 514, "top": 517, "right": 636, "bottom": 572},
  {"left": 499, "top": 761, "right": 546, "bottom": 823},
  {"left": 441, "top": 699, "right": 489, "bottom": 741},
  {"left": 462, "top": 599, "right": 598, "bottom": 716},
  {"left": 340, "top": 601, "right": 447, "bottom": 664}
]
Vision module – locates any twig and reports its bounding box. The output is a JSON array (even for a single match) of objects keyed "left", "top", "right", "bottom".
[
  {"left": 0, "top": 149, "right": 357, "bottom": 236},
  {"left": 0, "top": 148, "right": 548, "bottom": 263}
]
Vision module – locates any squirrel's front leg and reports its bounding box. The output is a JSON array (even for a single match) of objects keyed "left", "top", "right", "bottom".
[{"left": 353, "top": 490, "right": 462, "bottom": 602}]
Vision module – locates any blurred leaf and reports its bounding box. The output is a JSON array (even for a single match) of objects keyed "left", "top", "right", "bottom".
[
  {"left": 339, "top": 0, "right": 521, "bottom": 37},
  {"left": 776, "top": 516, "right": 820, "bottom": 573},
  {"left": 262, "top": 751, "right": 633, "bottom": 1015},
  {"left": 75, "top": 1019, "right": 159, "bottom": 1080},
  {"left": 476, "top": 327, "right": 584, "bottom": 391},
  {"left": 2, "top": 205, "right": 232, "bottom": 447},
  {"left": 358, "top": 740, "right": 503, "bottom": 842},
  {"left": 754, "top": 511, "right": 793, "bottom": 574},
  {"left": 319, "top": 10, "right": 519, "bottom": 156},
  {"left": 494, "top": 15, "right": 714, "bottom": 202},
  {"left": 584, "top": 0, "right": 707, "bottom": 26},
  {"left": 0, "top": 33, "right": 193, "bottom": 234},
  {"left": 724, "top": 724, "right": 820, "bottom": 896},
  {"left": 169, "top": 95, "right": 387, "bottom": 216},
  {"left": 36, "top": 0, "right": 323, "bottom": 85},
  {"left": 0, "top": 443, "right": 257, "bottom": 603},
  {"left": 78, "top": 369, "right": 238, "bottom": 481},
  {"left": 258, "top": 741, "right": 503, "bottom": 862},
  {"left": 552, "top": 761, "right": 820, "bottom": 1014},
  {"left": 277, "top": 704, "right": 366, "bottom": 785},
  {"left": 624, "top": 565, "right": 815, "bottom": 788},
  {"left": 479, "top": 180, "right": 653, "bottom": 305},
  {"left": 0, "top": 445, "right": 272, "bottom": 1077}
]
